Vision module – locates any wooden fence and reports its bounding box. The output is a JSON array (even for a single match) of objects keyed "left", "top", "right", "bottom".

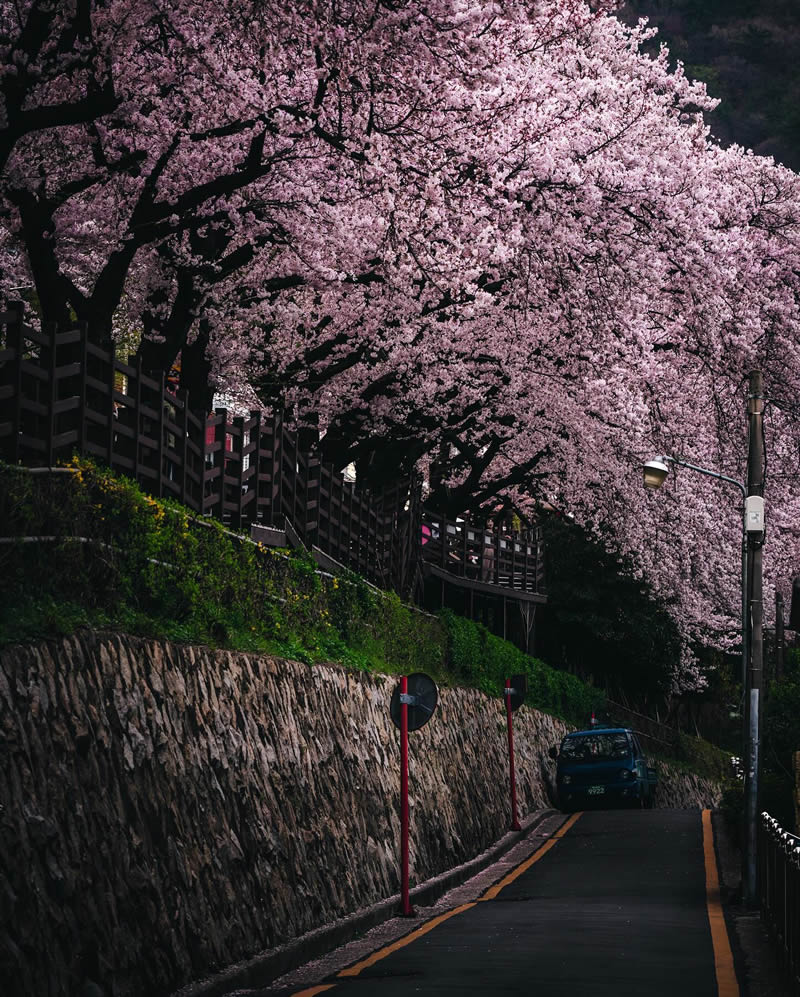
[
  {"left": 0, "top": 305, "right": 545, "bottom": 603},
  {"left": 420, "top": 510, "right": 545, "bottom": 596}
]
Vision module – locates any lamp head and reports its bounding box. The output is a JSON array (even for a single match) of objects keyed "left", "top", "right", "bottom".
[{"left": 643, "top": 457, "right": 670, "bottom": 490}]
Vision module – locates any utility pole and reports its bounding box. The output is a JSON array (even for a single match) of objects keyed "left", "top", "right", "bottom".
[
  {"left": 642, "top": 378, "right": 765, "bottom": 902},
  {"left": 744, "top": 370, "right": 765, "bottom": 905}
]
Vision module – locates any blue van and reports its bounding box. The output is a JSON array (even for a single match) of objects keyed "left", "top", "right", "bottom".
[{"left": 549, "top": 727, "right": 657, "bottom": 812}]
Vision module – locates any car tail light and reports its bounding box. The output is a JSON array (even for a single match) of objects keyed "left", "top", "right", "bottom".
[{"left": 619, "top": 769, "right": 634, "bottom": 781}]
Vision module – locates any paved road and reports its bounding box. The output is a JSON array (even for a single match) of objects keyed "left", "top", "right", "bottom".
[{"left": 268, "top": 809, "right": 738, "bottom": 997}]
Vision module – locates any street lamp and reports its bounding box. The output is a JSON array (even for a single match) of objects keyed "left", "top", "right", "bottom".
[
  {"left": 642, "top": 371, "right": 765, "bottom": 907},
  {"left": 642, "top": 454, "right": 748, "bottom": 689},
  {"left": 642, "top": 458, "right": 670, "bottom": 490}
]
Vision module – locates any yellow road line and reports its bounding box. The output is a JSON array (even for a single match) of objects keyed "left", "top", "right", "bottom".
[
  {"left": 478, "top": 812, "right": 582, "bottom": 901},
  {"left": 702, "top": 808, "right": 740, "bottom": 997},
  {"left": 289, "top": 813, "right": 579, "bottom": 995},
  {"left": 337, "top": 902, "right": 478, "bottom": 977}
]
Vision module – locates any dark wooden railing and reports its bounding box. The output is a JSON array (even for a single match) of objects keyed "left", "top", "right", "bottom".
[
  {"left": 0, "top": 306, "right": 545, "bottom": 603},
  {"left": 420, "top": 510, "right": 544, "bottom": 596},
  {"left": 0, "top": 304, "right": 208, "bottom": 512}
]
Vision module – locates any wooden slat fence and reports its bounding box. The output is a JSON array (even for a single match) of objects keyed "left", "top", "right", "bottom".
[
  {"left": 0, "top": 307, "right": 545, "bottom": 600},
  {"left": 0, "top": 306, "right": 208, "bottom": 511},
  {"left": 420, "top": 509, "right": 545, "bottom": 596}
]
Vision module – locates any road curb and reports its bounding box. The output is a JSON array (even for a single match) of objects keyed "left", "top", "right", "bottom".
[{"left": 169, "top": 808, "right": 557, "bottom": 997}]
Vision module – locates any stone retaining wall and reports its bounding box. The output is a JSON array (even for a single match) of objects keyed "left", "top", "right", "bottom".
[
  {"left": 654, "top": 760, "right": 723, "bottom": 810},
  {"left": 0, "top": 633, "right": 722, "bottom": 997}
]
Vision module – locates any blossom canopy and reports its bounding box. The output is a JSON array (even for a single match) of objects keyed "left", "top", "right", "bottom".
[{"left": 3, "top": 0, "right": 800, "bottom": 688}]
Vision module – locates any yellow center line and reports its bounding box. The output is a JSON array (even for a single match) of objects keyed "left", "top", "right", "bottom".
[
  {"left": 289, "top": 812, "right": 580, "bottom": 996},
  {"left": 478, "top": 811, "right": 582, "bottom": 901},
  {"left": 702, "top": 808, "right": 740, "bottom": 997}
]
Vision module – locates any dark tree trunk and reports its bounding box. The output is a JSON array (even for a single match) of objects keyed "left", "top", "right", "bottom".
[
  {"left": 179, "top": 331, "right": 214, "bottom": 413},
  {"left": 134, "top": 328, "right": 214, "bottom": 413},
  {"left": 136, "top": 335, "right": 175, "bottom": 380}
]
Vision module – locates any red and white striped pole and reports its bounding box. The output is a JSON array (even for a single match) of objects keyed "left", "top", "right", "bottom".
[
  {"left": 505, "top": 678, "right": 521, "bottom": 831},
  {"left": 400, "top": 674, "right": 413, "bottom": 915}
]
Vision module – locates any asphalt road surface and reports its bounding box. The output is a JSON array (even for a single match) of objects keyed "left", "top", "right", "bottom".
[{"left": 269, "top": 808, "right": 738, "bottom": 997}]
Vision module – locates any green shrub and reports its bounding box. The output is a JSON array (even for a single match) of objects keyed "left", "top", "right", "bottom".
[
  {"left": 439, "top": 609, "right": 602, "bottom": 727},
  {"left": 673, "top": 731, "right": 731, "bottom": 782},
  {"left": 0, "top": 460, "right": 445, "bottom": 682}
]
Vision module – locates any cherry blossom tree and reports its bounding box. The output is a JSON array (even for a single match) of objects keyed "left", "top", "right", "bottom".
[{"left": 4, "top": 0, "right": 800, "bottom": 689}]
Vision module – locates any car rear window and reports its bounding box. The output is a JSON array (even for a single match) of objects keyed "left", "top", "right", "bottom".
[{"left": 560, "top": 732, "right": 631, "bottom": 762}]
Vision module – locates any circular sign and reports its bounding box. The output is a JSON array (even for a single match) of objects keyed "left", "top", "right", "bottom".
[
  {"left": 505, "top": 674, "right": 528, "bottom": 712},
  {"left": 390, "top": 673, "right": 439, "bottom": 731}
]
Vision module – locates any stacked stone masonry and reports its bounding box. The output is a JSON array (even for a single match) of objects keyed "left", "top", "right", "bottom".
[{"left": 0, "top": 633, "right": 722, "bottom": 997}]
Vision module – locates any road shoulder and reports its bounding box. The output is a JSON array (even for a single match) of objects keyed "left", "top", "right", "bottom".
[
  {"left": 712, "top": 810, "right": 791, "bottom": 997},
  {"left": 171, "top": 809, "right": 566, "bottom": 997}
]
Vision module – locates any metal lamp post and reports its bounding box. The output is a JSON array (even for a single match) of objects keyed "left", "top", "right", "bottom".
[
  {"left": 642, "top": 370, "right": 765, "bottom": 904},
  {"left": 643, "top": 453, "right": 748, "bottom": 689}
]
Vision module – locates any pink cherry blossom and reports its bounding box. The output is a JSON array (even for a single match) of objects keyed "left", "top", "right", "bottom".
[{"left": 3, "top": 1, "right": 800, "bottom": 690}]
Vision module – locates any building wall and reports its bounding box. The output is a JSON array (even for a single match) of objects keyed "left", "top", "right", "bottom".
[{"left": 0, "top": 634, "right": 721, "bottom": 997}]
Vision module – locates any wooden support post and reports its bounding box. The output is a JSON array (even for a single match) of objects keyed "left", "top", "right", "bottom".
[
  {"left": 178, "top": 389, "right": 190, "bottom": 508},
  {"left": 156, "top": 370, "right": 166, "bottom": 498},
  {"left": 275, "top": 408, "right": 285, "bottom": 526},
  {"left": 44, "top": 321, "right": 57, "bottom": 466},
  {"left": 76, "top": 322, "right": 89, "bottom": 457},
  {"left": 523, "top": 531, "right": 530, "bottom": 592},
  {"left": 107, "top": 343, "right": 117, "bottom": 470},
  {"left": 510, "top": 530, "right": 516, "bottom": 589},
  {"left": 233, "top": 415, "right": 245, "bottom": 529},
  {"left": 133, "top": 356, "right": 144, "bottom": 486},
  {"left": 305, "top": 448, "right": 319, "bottom": 549},
  {"left": 251, "top": 410, "right": 262, "bottom": 524},
  {"left": 291, "top": 426, "right": 300, "bottom": 534},
  {"left": 217, "top": 408, "right": 228, "bottom": 523},
  {"left": 3, "top": 303, "right": 25, "bottom": 465}
]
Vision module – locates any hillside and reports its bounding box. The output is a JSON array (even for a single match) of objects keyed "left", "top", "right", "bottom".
[{"left": 620, "top": 0, "right": 800, "bottom": 169}]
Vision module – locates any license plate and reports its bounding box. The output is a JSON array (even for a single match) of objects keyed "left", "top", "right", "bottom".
[{"left": 587, "top": 785, "right": 605, "bottom": 795}]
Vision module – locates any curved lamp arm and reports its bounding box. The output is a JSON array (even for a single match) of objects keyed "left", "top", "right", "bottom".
[{"left": 644, "top": 454, "right": 746, "bottom": 500}]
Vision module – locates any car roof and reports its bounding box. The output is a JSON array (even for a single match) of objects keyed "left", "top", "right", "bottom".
[{"left": 565, "top": 727, "right": 631, "bottom": 738}]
